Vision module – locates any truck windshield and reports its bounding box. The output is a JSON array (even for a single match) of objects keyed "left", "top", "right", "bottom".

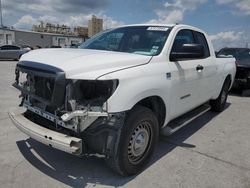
[{"left": 79, "top": 26, "right": 171, "bottom": 56}]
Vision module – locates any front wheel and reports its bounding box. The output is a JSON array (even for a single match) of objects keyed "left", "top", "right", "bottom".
[
  {"left": 106, "top": 106, "right": 159, "bottom": 176},
  {"left": 210, "top": 78, "right": 230, "bottom": 112}
]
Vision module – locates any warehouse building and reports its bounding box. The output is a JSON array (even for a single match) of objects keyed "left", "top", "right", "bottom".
[{"left": 0, "top": 27, "right": 84, "bottom": 48}]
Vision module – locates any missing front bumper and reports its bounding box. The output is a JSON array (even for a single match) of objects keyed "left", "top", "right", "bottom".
[{"left": 9, "top": 110, "right": 83, "bottom": 155}]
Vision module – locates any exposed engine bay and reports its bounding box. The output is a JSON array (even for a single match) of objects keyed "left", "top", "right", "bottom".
[{"left": 13, "top": 62, "right": 119, "bottom": 134}]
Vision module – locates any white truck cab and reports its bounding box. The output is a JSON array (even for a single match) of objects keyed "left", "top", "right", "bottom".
[{"left": 10, "top": 24, "right": 236, "bottom": 176}]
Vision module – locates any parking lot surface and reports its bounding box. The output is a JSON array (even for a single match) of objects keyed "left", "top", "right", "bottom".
[{"left": 0, "top": 60, "right": 250, "bottom": 188}]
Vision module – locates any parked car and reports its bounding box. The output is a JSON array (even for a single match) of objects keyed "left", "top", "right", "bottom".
[
  {"left": 217, "top": 48, "right": 250, "bottom": 90},
  {"left": 0, "top": 45, "right": 31, "bottom": 60},
  {"left": 10, "top": 24, "right": 236, "bottom": 176}
]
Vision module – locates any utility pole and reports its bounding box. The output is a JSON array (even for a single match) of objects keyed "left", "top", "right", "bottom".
[
  {"left": 0, "top": 0, "right": 3, "bottom": 28},
  {"left": 105, "top": 16, "right": 108, "bottom": 30}
]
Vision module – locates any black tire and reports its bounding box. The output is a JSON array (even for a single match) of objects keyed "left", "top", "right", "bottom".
[
  {"left": 210, "top": 78, "right": 231, "bottom": 112},
  {"left": 106, "top": 105, "right": 159, "bottom": 176}
]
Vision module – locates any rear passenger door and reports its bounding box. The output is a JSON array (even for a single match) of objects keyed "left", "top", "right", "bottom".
[{"left": 193, "top": 31, "right": 217, "bottom": 102}]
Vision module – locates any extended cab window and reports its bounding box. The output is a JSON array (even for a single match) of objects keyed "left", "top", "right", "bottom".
[
  {"left": 171, "top": 29, "right": 195, "bottom": 53},
  {"left": 194, "top": 32, "right": 210, "bottom": 58}
]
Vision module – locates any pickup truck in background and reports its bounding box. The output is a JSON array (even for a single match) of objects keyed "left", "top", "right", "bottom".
[
  {"left": 9, "top": 24, "right": 236, "bottom": 176},
  {"left": 217, "top": 47, "right": 250, "bottom": 90}
]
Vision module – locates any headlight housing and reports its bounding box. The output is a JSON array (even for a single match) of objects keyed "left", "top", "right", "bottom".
[{"left": 65, "top": 79, "right": 119, "bottom": 111}]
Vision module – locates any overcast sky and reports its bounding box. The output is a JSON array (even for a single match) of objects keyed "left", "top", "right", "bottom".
[{"left": 2, "top": 0, "right": 250, "bottom": 50}]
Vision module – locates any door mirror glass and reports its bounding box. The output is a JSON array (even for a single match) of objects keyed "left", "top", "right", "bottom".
[{"left": 170, "top": 44, "right": 205, "bottom": 61}]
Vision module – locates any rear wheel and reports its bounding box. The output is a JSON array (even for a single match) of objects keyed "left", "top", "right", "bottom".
[
  {"left": 210, "top": 78, "right": 230, "bottom": 112},
  {"left": 106, "top": 106, "right": 159, "bottom": 176}
]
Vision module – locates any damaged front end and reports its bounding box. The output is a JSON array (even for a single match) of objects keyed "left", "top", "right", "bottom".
[
  {"left": 12, "top": 61, "right": 124, "bottom": 156},
  {"left": 61, "top": 79, "right": 119, "bottom": 132}
]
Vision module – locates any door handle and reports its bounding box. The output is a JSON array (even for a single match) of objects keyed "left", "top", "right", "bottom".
[{"left": 196, "top": 65, "right": 204, "bottom": 71}]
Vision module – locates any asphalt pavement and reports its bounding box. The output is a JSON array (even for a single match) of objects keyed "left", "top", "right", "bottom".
[{"left": 0, "top": 60, "right": 250, "bottom": 188}]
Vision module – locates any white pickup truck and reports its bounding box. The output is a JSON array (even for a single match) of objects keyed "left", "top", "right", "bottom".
[{"left": 10, "top": 24, "right": 236, "bottom": 176}]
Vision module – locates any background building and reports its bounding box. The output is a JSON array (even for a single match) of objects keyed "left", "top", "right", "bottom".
[
  {"left": 0, "top": 28, "right": 14, "bottom": 45},
  {"left": 0, "top": 27, "right": 84, "bottom": 47},
  {"left": 0, "top": 15, "right": 105, "bottom": 47},
  {"left": 88, "top": 15, "right": 103, "bottom": 37},
  {"left": 32, "top": 21, "right": 73, "bottom": 35}
]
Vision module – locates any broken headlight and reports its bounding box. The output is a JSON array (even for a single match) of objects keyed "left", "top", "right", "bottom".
[{"left": 65, "top": 79, "right": 119, "bottom": 111}]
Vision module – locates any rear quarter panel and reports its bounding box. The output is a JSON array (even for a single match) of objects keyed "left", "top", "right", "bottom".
[
  {"left": 195, "top": 29, "right": 236, "bottom": 100},
  {"left": 211, "top": 57, "right": 236, "bottom": 99}
]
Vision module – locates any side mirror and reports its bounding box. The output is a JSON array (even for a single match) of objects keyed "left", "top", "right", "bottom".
[{"left": 170, "top": 44, "right": 205, "bottom": 61}]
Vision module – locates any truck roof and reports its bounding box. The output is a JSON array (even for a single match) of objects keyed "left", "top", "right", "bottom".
[
  {"left": 114, "top": 24, "right": 205, "bottom": 34},
  {"left": 118, "top": 23, "right": 177, "bottom": 27}
]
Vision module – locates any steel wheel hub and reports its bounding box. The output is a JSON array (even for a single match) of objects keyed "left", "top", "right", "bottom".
[{"left": 128, "top": 121, "right": 151, "bottom": 164}]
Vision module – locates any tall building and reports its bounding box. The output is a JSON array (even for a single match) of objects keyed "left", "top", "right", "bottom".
[{"left": 88, "top": 15, "right": 103, "bottom": 37}]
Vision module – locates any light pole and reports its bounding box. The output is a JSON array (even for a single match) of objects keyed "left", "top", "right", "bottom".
[{"left": 0, "top": 0, "right": 3, "bottom": 28}]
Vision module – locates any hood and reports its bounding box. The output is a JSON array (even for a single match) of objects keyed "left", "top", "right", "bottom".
[{"left": 20, "top": 48, "right": 152, "bottom": 79}]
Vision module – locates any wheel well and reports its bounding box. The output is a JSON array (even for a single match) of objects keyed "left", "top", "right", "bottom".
[{"left": 135, "top": 96, "right": 166, "bottom": 128}]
